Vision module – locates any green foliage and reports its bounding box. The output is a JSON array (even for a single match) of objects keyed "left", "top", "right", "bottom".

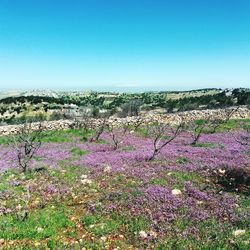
[{"left": 194, "top": 119, "right": 207, "bottom": 126}]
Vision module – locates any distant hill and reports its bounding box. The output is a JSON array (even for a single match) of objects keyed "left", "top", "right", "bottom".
[{"left": 0, "top": 88, "right": 249, "bottom": 125}]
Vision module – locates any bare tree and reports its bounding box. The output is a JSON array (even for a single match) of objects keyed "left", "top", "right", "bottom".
[
  {"left": 187, "top": 107, "right": 241, "bottom": 145},
  {"left": 209, "top": 107, "right": 240, "bottom": 133},
  {"left": 90, "top": 116, "right": 109, "bottom": 142},
  {"left": 107, "top": 123, "right": 122, "bottom": 150},
  {"left": 132, "top": 117, "right": 145, "bottom": 130},
  {"left": 122, "top": 120, "right": 132, "bottom": 135},
  {"left": 11, "top": 122, "right": 44, "bottom": 172},
  {"left": 232, "top": 123, "right": 250, "bottom": 146},
  {"left": 148, "top": 121, "right": 184, "bottom": 161},
  {"left": 120, "top": 99, "right": 143, "bottom": 117},
  {"left": 68, "top": 108, "right": 93, "bottom": 132},
  {"left": 72, "top": 116, "right": 92, "bottom": 132},
  {"left": 187, "top": 119, "right": 208, "bottom": 146}
]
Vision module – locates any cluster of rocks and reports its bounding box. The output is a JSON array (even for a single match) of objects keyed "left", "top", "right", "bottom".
[
  {"left": 0, "top": 120, "right": 75, "bottom": 136},
  {"left": 149, "top": 106, "right": 250, "bottom": 125},
  {"left": 0, "top": 106, "right": 249, "bottom": 136}
]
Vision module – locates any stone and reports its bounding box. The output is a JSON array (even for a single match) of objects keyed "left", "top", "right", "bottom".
[
  {"left": 139, "top": 230, "right": 148, "bottom": 239},
  {"left": 172, "top": 189, "right": 182, "bottom": 196},
  {"left": 233, "top": 229, "right": 246, "bottom": 237}
]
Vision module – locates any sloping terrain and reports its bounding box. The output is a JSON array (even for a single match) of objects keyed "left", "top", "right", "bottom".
[{"left": 0, "top": 123, "right": 249, "bottom": 249}]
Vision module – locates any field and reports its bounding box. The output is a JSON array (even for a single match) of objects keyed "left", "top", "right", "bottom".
[{"left": 0, "top": 120, "right": 249, "bottom": 249}]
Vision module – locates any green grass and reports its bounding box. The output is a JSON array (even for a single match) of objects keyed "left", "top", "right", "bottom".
[
  {"left": 0, "top": 128, "right": 95, "bottom": 145},
  {"left": 156, "top": 219, "right": 250, "bottom": 250},
  {"left": 83, "top": 214, "right": 121, "bottom": 236},
  {"left": 0, "top": 180, "right": 10, "bottom": 192},
  {"left": 176, "top": 156, "right": 190, "bottom": 164},
  {"left": 136, "top": 126, "right": 150, "bottom": 137},
  {"left": 71, "top": 147, "right": 88, "bottom": 156},
  {"left": 41, "top": 128, "right": 94, "bottom": 143},
  {"left": 171, "top": 171, "right": 202, "bottom": 189},
  {"left": 150, "top": 177, "right": 168, "bottom": 186},
  {"left": 122, "top": 145, "right": 135, "bottom": 151},
  {"left": 52, "top": 165, "right": 89, "bottom": 184},
  {"left": 193, "top": 142, "right": 224, "bottom": 148},
  {"left": 0, "top": 163, "right": 249, "bottom": 249},
  {"left": 0, "top": 206, "right": 74, "bottom": 240},
  {"left": 0, "top": 136, "right": 11, "bottom": 145},
  {"left": 215, "top": 118, "right": 250, "bottom": 132}
]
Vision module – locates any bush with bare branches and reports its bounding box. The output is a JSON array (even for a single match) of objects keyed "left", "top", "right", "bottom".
[
  {"left": 69, "top": 109, "right": 93, "bottom": 132},
  {"left": 187, "top": 119, "right": 209, "bottom": 146},
  {"left": 148, "top": 121, "right": 184, "bottom": 161},
  {"left": 107, "top": 124, "right": 123, "bottom": 150},
  {"left": 10, "top": 122, "right": 44, "bottom": 172},
  {"left": 209, "top": 107, "right": 240, "bottom": 133},
  {"left": 132, "top": 116, "right": 145, "bottom": 130},
  {"left": 90, "top": 116, "right": 109, "bottom": 142},
  {"left": 186, "top": 107, "right": 240, "bottom": 145},
  {"left": 232, "top": 123, "right": 250, "bottom": 146}
]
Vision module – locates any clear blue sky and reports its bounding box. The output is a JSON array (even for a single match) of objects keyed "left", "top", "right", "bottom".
[{"left": 0, "top": 0, "right": 250, "bottom": 91}]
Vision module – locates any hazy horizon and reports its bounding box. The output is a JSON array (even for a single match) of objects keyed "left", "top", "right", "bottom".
[{"left": 1, "top": 85, "right": 249, "bottom": 94}]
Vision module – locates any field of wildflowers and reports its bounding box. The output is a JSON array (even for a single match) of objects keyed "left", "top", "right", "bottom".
[{"left": 0, "top": 120, "right": 249, "bottom": 249}]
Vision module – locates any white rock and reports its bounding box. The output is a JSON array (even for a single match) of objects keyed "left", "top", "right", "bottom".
[
  {"left": 172, "top": 189, "right": 182, "bottom": 196},
  {"left": 103, "top": 165, "right": 111, "bottom": 173},
  {"left": 233, "top": 229, "right": 246, "bottom": 237},
  {"left": 218, "top": 169, "right": 226, "bottom": 174},
  {"left": 16, "top": 204, "right": 22, "bottom": 210},
  {"left": 197, "top": 201, "right": 204, "bottom": 205},
  {"left": 37, "top": 227, "right": 44, "bottom": 233},
  {"left": 81, "top": 179, "right": 93, "bottom": 185},
  {"left": 100, "top": 236, "right": 107, "bottom": 242},
  {"left": 139, "top": 230, "right": 148, "bottom": 239},
  {"left": 149, "top": 230, "right": 157, "bottom": 238}
]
